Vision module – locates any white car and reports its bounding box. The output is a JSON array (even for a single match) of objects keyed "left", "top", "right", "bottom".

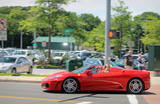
[
  {"left": 0, "top": 56, "right": 33, "bottom": 74},
  {"left": 51, "top": 51, "right": 67, "bottom": 64},
  {"left": 13, "top": 49, "right": 34, "bottom": 63}
]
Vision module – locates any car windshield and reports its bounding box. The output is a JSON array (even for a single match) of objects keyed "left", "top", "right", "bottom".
[
  {"left": 72, "top": 65, "right": 93, "bottom": 73},
  {"left": 14, "top": 51, "right": 26, "bottom": 55},
  {"left": 0, "top": 57, "right": 16, "bottom": 63},
  {"left": 82, "top": 53, "right": 91, "bottom": 57},
  {"left": 0, "top": 51, "right": 8, "bottom": 56}
]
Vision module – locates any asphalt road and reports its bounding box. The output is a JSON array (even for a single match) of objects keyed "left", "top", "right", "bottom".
[{"left": 0, "top": 82, "right": 148, "bottom": 104}]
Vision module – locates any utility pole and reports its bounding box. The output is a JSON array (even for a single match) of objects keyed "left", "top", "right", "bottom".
[
  {"left": 105, "top": 0, "right": 111, "bottom": 65},
  {"left": 33, "top": 31, "right": 37, "bottom": 50},
  {"left": 46, "top": 0, "right": 52, "bottom": 64},
  {"left": 20, "top": 30, "right": 23, "bottom": 49},
  {"left": 1, "top": 41, "right": 4, "bottom": 49}
]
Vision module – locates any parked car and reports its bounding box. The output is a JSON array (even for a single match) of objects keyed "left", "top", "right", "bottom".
[
  {"left": 41, "top": 64, "right": 150, "bottom": 94},
  {"left": 0, "top": 50, "right": 10, "bottom": 57},
  {"left": 51, "top": 51, "right": 67, "bottom": 64},
  {"left": 13, "top": 49, "right": 34, "bottom": 63},
  {"left": 30, "top": 52, "right": 46, "bottom": 64},
  {"left": 0, "top": 56, "right": 33, "bottom": 74},
  {"left": 4, "top": 48, "right": 16, "bottom": 55},
  {"left": 13, "top": 49, "right": 32, "bottom": 56},
  {"left": 74, "top": 51, "right": 92, "bottom": 60}
]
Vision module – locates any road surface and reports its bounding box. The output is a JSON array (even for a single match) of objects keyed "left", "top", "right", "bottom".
[{"left": 0, "top": 82, "right": 149, "bottom": 104}]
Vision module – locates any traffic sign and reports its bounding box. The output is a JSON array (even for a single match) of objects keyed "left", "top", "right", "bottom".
[
  {"left": 0, "top": 18, "right": 7, "bottom": 31},
  {"left": 0, "top": 31, "right": 7, "bottom": 40},
  {"left": 0, "top": 18, "right": 7, "bottom": 41},
  {"left": 42, "top": 41, "right": 47, "bottom": 47},
  {"left": 64, "top": 29, "right": 74, "bottom": 33}
]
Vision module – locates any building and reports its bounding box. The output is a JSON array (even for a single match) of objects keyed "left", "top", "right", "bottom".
[{"left": 32, "top": 36, "right": 76, "bottom": 51}]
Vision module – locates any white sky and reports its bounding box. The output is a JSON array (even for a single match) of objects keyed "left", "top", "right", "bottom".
[{"left": 0, "top": 0, "right": 160, "bottom": 20}]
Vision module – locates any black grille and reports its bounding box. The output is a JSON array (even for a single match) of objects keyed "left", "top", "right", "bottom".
[{"left": 42, "top": 83, "right": 49, "bottom": 88}]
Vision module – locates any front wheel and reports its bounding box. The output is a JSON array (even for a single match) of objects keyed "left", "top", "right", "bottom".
[
  {"left": 62, "top": 78, "right": 78, "bottom": 93},
  {"left": 127, "top": 78, "right": 144, "bottom": 94},
  {"left": 11, "top": 69, "right": 16, "bottom": 73}
]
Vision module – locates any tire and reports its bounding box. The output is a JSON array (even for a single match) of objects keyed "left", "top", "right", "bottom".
[
  {"left": 62, "top": 78, "right": 79, "bottom": 93},
  {"left": 27, "top": 67, "right": 33, "bottom": 74},
  {"left": 127, "top": 78, "right": 144, "bottom": 94},
  {"left": 11, "top": 69, "right": 16, "bottom": 73}
]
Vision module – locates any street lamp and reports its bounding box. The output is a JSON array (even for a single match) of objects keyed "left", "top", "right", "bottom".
[{"left": 63, "top": 42, "right": 68, "bottom": 46}]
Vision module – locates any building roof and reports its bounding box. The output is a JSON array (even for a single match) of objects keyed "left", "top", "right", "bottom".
[{"left": 32, "top": 36, "right": 75, "bottom": 43}]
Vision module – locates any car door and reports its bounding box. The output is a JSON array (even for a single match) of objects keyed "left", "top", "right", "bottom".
[
  {"left": 22, "top": 57, "right": 31, "bottom": 72},
  {"left": 80, "top": 67, "right": 124, "bottom": 91},
  {"left": 16, "top": 58, "right": 24, "bottom": 72},
  {"left": 99, "top": 71, "right": 125, "bottom": 90},
  {"left": 80, "top": 66, "right": 106, "bottom": 91}
]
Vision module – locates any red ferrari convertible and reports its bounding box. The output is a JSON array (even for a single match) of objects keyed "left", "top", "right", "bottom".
[{"left": 41, "top": 65, "right": 150, "bottom": 94}]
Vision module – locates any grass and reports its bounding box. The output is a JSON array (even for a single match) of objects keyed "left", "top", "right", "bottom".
[
  {"left": 0, "top": 73, "right": 49, "bottom": 77},
  {"left": 34, "top": 64, "right": 63, "bottom": 68}
]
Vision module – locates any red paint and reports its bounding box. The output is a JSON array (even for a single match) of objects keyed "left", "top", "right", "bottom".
[{"left": 41, "top": 66, "right": 150, "bottom": 92}]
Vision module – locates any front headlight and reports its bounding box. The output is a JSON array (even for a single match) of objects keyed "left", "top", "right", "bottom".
[{"left": 48, "top": 75, "right": 62, "bottom": 79}]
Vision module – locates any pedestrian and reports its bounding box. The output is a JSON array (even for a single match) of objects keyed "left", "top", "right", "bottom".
[
  {"left": 124, "top": 50, "right": 134, "bottom": 70},
  {"left": 137, "top": 54, "right": 146, "bottom": 70}
]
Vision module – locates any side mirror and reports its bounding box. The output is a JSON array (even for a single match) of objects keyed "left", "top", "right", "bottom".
[
  {"left": 84, "top": 70, "right": 92, "bottom": 74},
  {"left": 122, "top": 69, "right": 126, "bottom": 72},
  {"left": 17, "top": 61, "right": 22, "bottom": 64}
]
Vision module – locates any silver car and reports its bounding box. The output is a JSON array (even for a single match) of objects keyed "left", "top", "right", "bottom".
[{"left": 0, "top": 56, "right": 33, "bottom": 74}]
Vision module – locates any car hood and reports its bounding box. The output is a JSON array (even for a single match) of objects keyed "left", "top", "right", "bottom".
[{"left": 42, "top": 71, "right": 71, "bottom": 81}]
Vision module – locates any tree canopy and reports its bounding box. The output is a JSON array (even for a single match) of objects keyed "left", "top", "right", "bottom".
[{"left": 0, "top": 0, "right": 160, "bottom": 52}]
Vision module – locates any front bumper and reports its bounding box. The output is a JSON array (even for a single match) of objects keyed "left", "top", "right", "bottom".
[{"left": 41, "top": 80, "right": 62, "bottom": 91}]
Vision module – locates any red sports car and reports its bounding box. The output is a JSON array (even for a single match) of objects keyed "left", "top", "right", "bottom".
[{"left": 41, "top": 65, "right": 150, "bottom": 94}]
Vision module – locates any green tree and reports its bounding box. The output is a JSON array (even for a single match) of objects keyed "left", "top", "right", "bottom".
[
  {"left": 83, "top": 22, "right": 105, "bottom": 51},
  {"left": 79, "top": 13, "right": 101, "bottom": 31},
  {"left": 133, "top": 12, "right": 160, "bottom": 51},
  {"left": 27, "top": 0, "right": 75, "bottom": 62},
  {"left": 134, "top": 12, "right": 160, "bottom": 22},
  {"left": 84, "top": 0, "right": 133, "bottom": 54},
  {"left": 2, "top": 7, "right": 31, "bottom": 48},
  {"left": 111, "top": 0, "right": 134, "bottom": 56},
  {"left": 141, "top": 17, "right": 160, "bottom": 45}
]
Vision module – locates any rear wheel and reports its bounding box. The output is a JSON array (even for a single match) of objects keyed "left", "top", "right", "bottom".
[
  {"left": 127, "top": 78, "right": 144, "bottom": 94},
  {"left": 27, "top": 67, "right": 33, "bottom": 74},
  {"left": 62, "top": 78, "right": 78, "bottom": 93}
]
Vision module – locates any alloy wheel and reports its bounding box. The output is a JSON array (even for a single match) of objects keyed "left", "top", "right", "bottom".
[
  {"left": 63, "top": 78, "right": 78, "bottom": 93},
  {"left": 128, "top": 78, "right": 143, "bottom": 94}
]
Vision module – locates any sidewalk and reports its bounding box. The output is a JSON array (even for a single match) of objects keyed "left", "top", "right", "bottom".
[
  {"left": 32, "top": 68, "right": 66, "bottom": 75},
  {"left": 0, "top": 76, "right": 44, "bottom": 83},
  {"left": 0, "top": 68, "right": 66, "bottom": 83},
  {"left": 142, "top": 77, "right": 160, "bottom": 104}
]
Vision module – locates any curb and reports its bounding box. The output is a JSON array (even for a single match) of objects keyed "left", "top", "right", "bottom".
[
  {"left": 0, "top": 76, "right": 44, "bottom": 83},
  {"left": 0, "top": 80, "right": 40, "bottom": 83}
]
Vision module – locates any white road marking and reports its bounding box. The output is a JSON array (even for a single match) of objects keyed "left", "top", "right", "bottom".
[
  {"left": 127, "top": 95, "right": 139, "bottom": 104},
  {"left": 76, "top": 101, "right": 93, "bottom": 104}
]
